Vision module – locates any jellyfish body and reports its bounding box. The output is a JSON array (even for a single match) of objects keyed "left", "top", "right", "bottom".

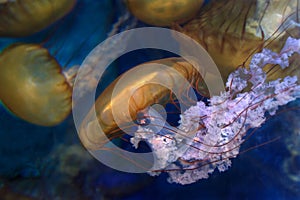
[
  {"left": 79, "top": 0, "right": 300, "bottom": 151},
  {"left": 78, "top": 36, "right": 300, "bottom": 182},
  {"left": 0, "top": 44, "right": 72, "bottom": 126},
  {"left": 177, "top": 0, "right": 300, "bottom": 82},
  {"left": 125, "top": 0, "right": 204, "bottom": 26},
  {"left": 75, "top": 0, "right": 300, "bottom": 183},
  {"left": 79, "top": 57, "right": 206, "bottom": 150},
  {"left": 0, "top": 0, "right": 76, "bottom": 37}
]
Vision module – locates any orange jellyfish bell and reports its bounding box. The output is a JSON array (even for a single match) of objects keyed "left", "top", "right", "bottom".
[
  {"left": 0, "top": 0, "right": 76, "bottom": 37},
  {"left": 0, "top": 44, "right": 72, "bottom": 126},
  {"left": 125, "top": 0, "right": 204, "bottom": 27}
]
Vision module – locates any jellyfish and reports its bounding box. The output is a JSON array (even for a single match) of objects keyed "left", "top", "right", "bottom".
[
  {"left": 78, "top": 0, "right": 300, "bottom": 149},
  {"left": 0, "top": 0, "right": 298, "bottom": 187},
  {"left": 0, "top": 1, "right": 138, "bottom": 127},
  {"left": 125, "top": 0, "right": 205, "bottom": 26},
  {"left": 0, "top": 0, "right": 76, "bottom": 37},
  {"left": 77, "top": 34, "right": 300, "bottom": 184},
  {"left": 175, "top": 0, "right": 300, "bottom": 82},
  {"left": 78, "top": 57, "right": 208, "bottom": 150},
  {"left": 0, "top": 43, "right": 73, "bottom": 126},
  {"left": 73, "top": 0, "right": 300, "bottom": 184}
]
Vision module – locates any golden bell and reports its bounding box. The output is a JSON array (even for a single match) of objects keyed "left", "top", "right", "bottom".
[{"left": 126, "top": 0, "right": 204, "bottom": 27}]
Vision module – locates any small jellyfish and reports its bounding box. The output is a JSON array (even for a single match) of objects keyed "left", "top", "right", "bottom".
[
  {"left": 0, "top": 44, "right": 72, "bottom": 126},
  {"left": 0, "top": 0, "right": 76, "bottom": 37},
  {"left": 125, "top": 0, "right": 204, "bottom": 26}
]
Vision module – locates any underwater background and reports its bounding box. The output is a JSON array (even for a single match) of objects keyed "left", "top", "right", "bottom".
[{"left": 0, "top": 0, "right": 299, "bottom": 199}]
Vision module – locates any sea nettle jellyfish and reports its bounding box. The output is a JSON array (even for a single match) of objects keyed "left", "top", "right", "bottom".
[
  {"left": 0, "top": 0, "right": 77, "bottom": 125},
  {"left": 125, "top": 0, "right": 205, "bottom": 26},
  {"left": 0, "top": 43, "right": 74, "bottom": 126},
  {"left": 0, "top": 0, "right": 76, "bottom": 37},
  {"left": 0, "top": 0, "right": 135, "bottom": 126},
  {"left": 74, "top": 0, "right": 300, "bottom": 185}
]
